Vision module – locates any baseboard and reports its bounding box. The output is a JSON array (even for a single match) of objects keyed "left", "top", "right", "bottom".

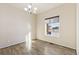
[
  {"left": 36, "top": 39, "right": 76, "bottom": 50},
  {"left": 0, "top": 41, "right": 25, "bottom": 49}
]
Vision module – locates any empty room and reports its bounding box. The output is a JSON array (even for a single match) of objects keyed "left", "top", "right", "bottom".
[{"left": 0, "top": 3, "right": 77, "bottom": 55}]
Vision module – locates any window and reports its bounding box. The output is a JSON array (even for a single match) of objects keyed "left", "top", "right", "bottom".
[{"left": 45, "top": 16, "right": 60, "bottom": 37}]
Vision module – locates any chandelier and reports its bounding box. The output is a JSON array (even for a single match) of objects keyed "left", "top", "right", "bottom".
[{"left": 24, "top": 3, "right": 37, "bottom": 14}]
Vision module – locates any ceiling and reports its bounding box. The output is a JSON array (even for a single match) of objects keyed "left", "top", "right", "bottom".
[{"left": 10, "top": 3, "right": 63, "bottom": 14}]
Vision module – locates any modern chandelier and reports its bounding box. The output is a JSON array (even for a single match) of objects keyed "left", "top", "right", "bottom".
[{"left": 24, "top": 3, "right": 37, "bottom": 14}]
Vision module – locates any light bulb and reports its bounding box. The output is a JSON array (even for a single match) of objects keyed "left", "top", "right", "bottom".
[
  {"left": 28, "top": 4, "right": 32, "bottom": 9},
  {"left": 34, "top": 7, "right": 37, "bottom": 10},
  {"left": 24, "top": 8, "right": 27, "bottom": 11}
]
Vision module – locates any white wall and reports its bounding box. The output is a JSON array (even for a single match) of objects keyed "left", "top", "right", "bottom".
[
  {"left": 77, "top": 4, "right": 79, "bottom": 54},
  {"left": 37, "top": 4, "right": 76, "bottom": 49},
  {"left": 31, "top": 14, "right": 37, "bottom": 39},
  {"left": 0, "top": 4, "right": 36, "bottom": 48}
]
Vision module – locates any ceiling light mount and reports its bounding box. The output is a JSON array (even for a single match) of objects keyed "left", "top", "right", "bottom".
[{"left": 24, "top": 3, "right": 37, "bottom": 14}]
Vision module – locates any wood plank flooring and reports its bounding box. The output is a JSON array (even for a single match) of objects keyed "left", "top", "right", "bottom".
[{"left": 0, "top": 39, "right": 76, "bottom": 55}]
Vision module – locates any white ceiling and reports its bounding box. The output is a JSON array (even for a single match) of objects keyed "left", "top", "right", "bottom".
[{"left": 10, "top": 3, "right": 63, "bottom": 14}]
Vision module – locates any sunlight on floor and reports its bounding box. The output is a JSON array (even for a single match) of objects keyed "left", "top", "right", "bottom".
[{"left": 25, "top": 32, "right": 32, "bottom": 52}]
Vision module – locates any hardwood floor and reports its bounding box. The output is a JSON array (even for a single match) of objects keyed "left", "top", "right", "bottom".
[{"left": 0, "top": 39, "right": 76, "bottom": 55}]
